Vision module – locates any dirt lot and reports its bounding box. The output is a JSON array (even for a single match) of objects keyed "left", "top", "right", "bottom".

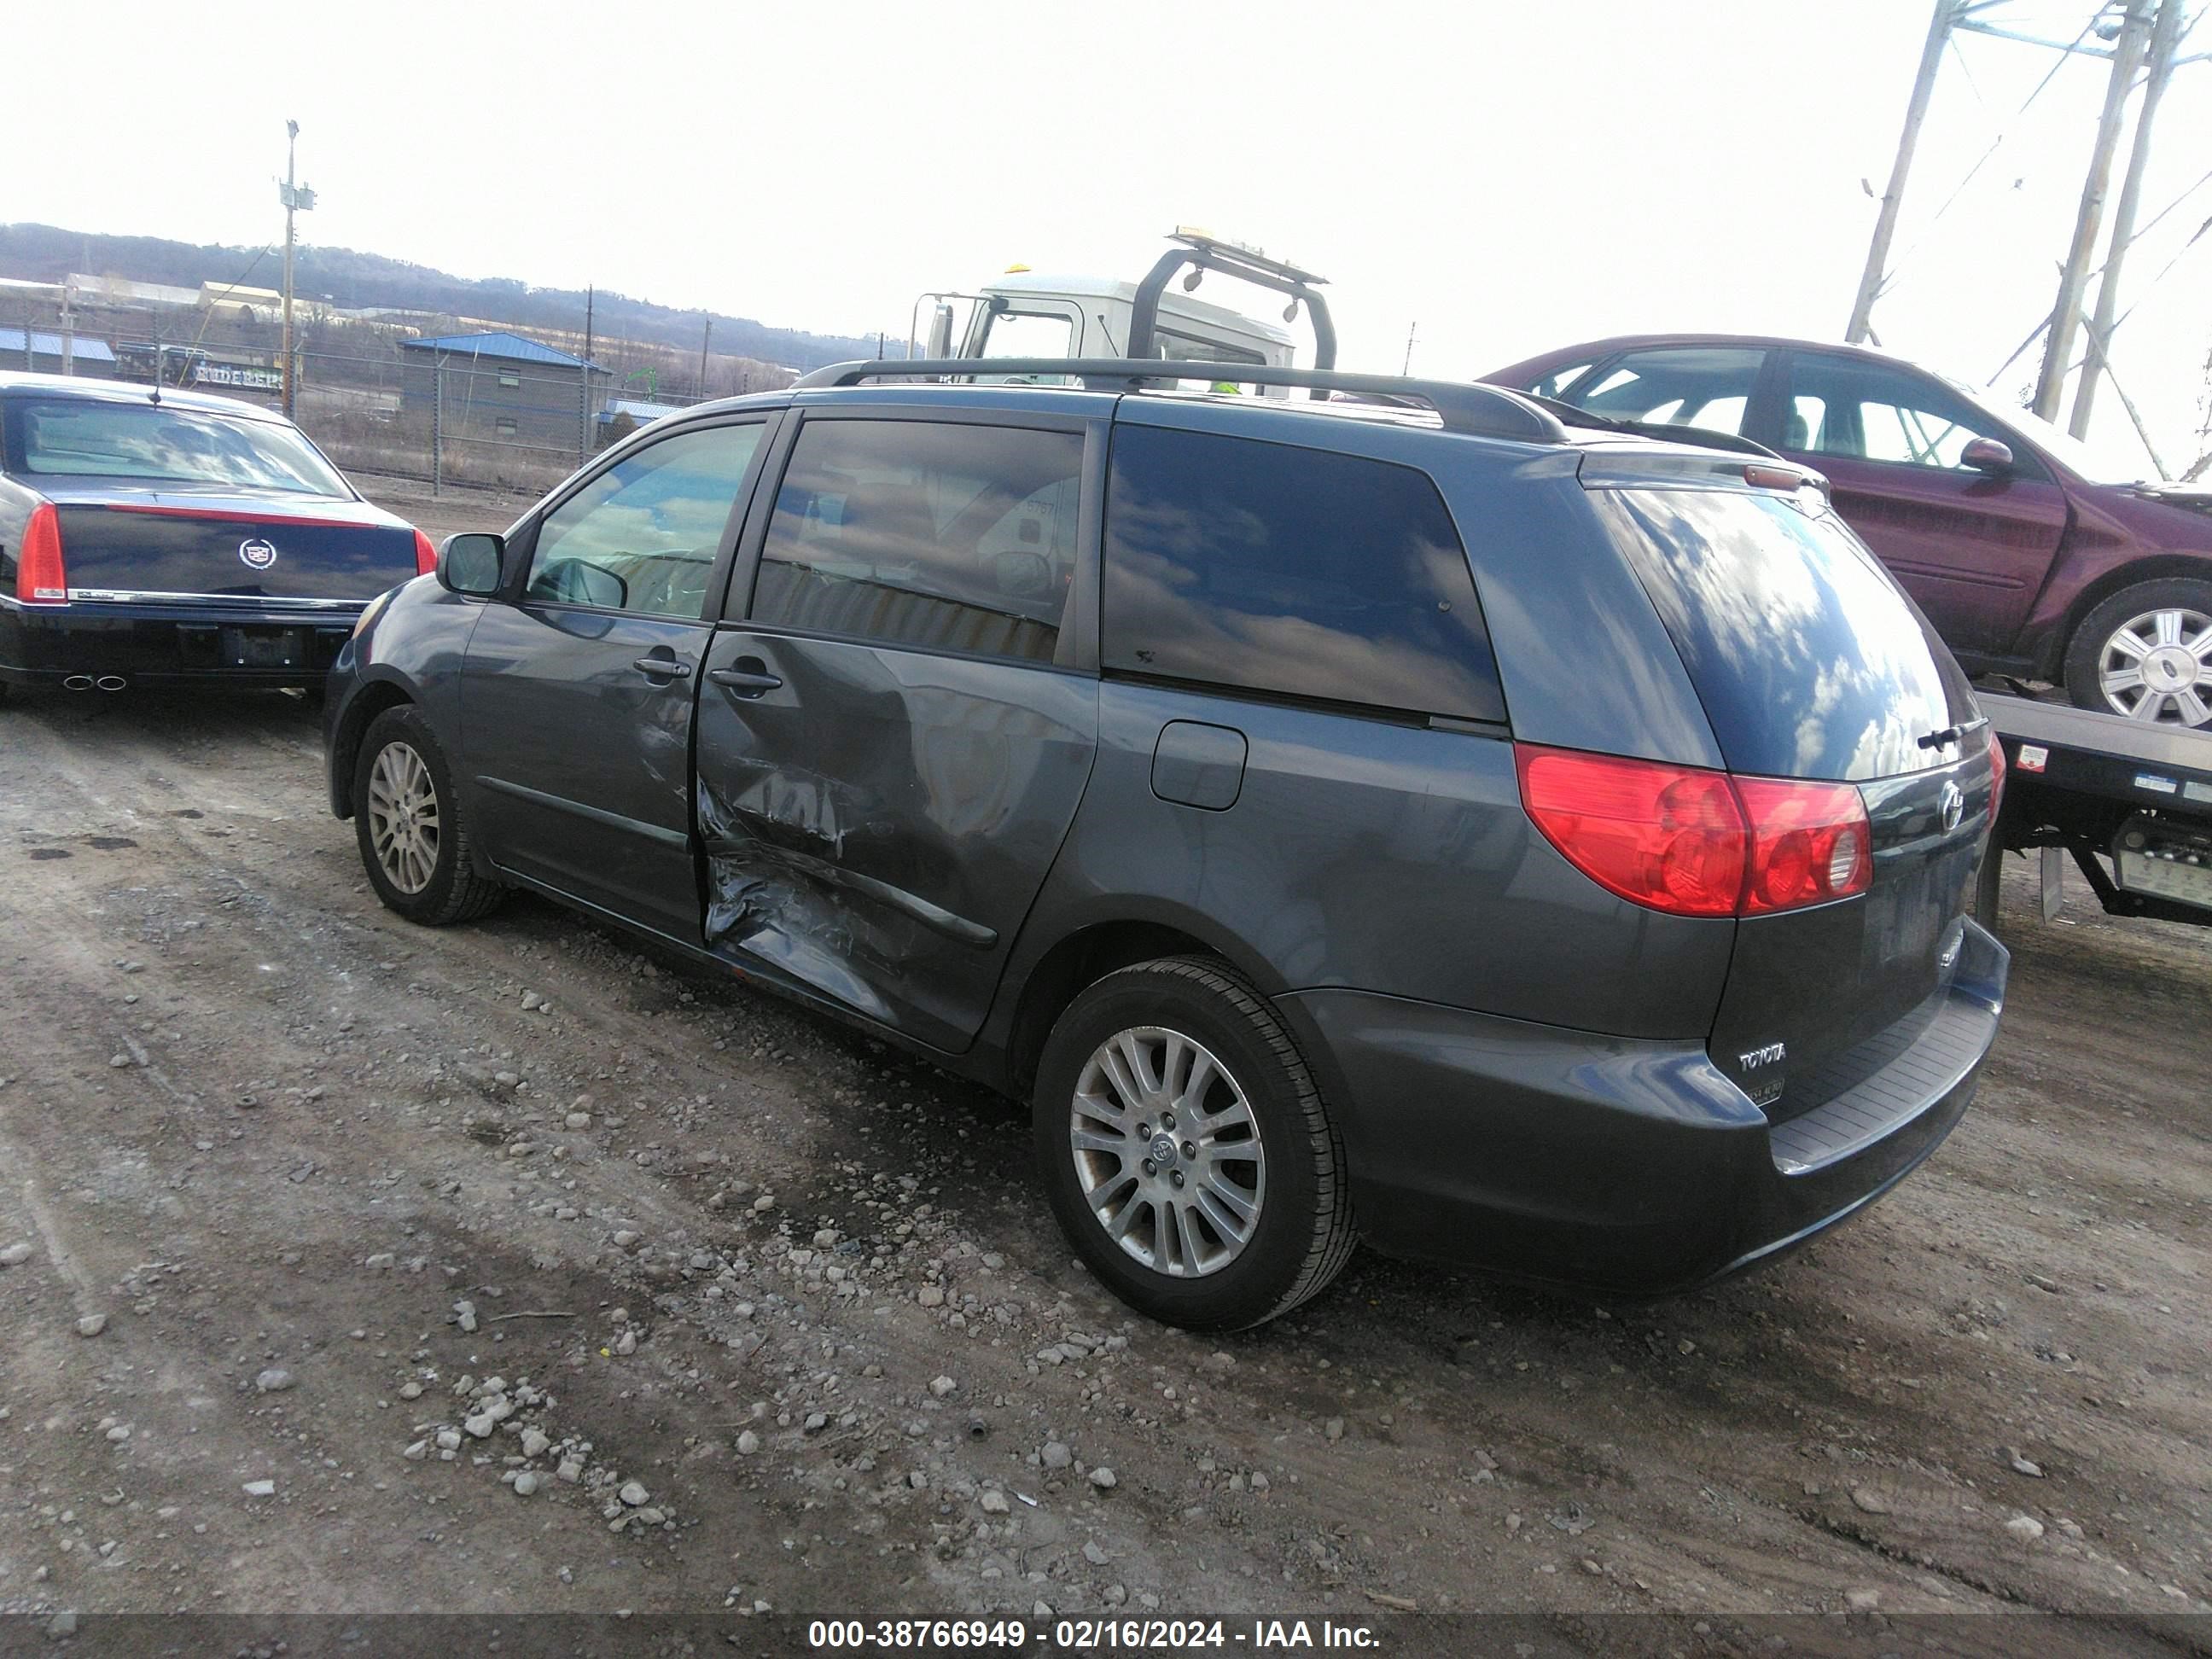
[{"left": 2, "top": 499, "right": 2209, "bottom": 1645}]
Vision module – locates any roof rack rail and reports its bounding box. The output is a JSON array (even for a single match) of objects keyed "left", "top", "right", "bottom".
[{"left": 790, "top": 358, "right": 1568, "bottom": 444}]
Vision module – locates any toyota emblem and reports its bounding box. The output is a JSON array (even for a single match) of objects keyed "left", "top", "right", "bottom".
[
  {"left": 238, "top": 537, "right": 277, "bottom": 571},
  {"left": 1938, "top": 780, "right": 1964, "bottom": 834}
]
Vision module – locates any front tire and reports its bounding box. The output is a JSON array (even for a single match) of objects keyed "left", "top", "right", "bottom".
[
  {"left": 353, "top": 706, "right": 506, "bottom": 926},
  {"left": 2063, "top": 578, "right": 2212, "bottom": 727},
  {"left": 1032, "top": 957, "right": 1356, "bottom": 1331}
]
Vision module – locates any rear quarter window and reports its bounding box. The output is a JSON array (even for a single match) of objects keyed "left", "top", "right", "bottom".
[
  {"left": 1101, "top": 425, "right": 1505, "bottom": 722},
  {"left": 1592, "top": 486, "right": 1966, "bottom": 780}
]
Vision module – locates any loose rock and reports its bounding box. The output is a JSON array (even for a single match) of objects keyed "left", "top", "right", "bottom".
[
  {"left": 75, "top": 1314, "right": 108, "bottom": 1338},
  {"left": 1089, "top": 1466, "right": 1118, "bottom": 1490},
  {"left": 0, "top": 1242, "right": 32, "bottom": 1267},
  {"left": 254, "top": 1368, "right": 296, "bottom": 1394}
]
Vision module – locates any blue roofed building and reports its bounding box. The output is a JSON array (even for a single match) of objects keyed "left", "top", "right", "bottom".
[
  {"left": 398, "top": 330, "right": 609, "bottom": 451},
  {"left": 0, "top": 328, "right": 120, "bottom": 376}
]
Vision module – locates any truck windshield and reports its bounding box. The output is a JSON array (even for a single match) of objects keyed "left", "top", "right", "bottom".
[
  {"left": 1592, "top": 484, "right": 1974, "bottom": 782},
  {"left": 12, "top": 399, "right": 352, "bottom": 497}
]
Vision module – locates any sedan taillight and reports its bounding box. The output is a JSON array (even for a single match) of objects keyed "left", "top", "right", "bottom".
[
  {"left": 1986, "top": 726, "right": 2006, "bottom": 823},
  {"left": 1515, "top": 743, "right": 1873, "bottom": 919},
  {"left": 15, "top": 504, "right": 67, "bottom": 604},
  {"left": 413, "top": 529, "right": 438, "bottom": 577}
]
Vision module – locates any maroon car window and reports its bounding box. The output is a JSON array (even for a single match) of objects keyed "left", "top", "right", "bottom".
[
  {"left": 1783, "top": 355, "right": 2048, "bottom": 481},
  {"left": 1558, "top": 346, "right": 1762, "bottom": 437}
]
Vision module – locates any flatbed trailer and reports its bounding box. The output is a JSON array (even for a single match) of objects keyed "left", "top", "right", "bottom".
[{"left": 1978, "top": 690, "right": 2212, "bottom": 929}]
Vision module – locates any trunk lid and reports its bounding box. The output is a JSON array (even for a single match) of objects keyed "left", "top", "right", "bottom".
[
  {"left": 1585, "top": 468, "right": 1994, "bottom": 1115},
  {"left": 49, "top": 486, "right": 417, "bottom": 604}
]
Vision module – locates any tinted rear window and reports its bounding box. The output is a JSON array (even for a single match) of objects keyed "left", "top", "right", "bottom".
[
  {"left": 1102, "top": 424, "right": 1505, "bottom": 721},
  {"left": 8, "top": 399, "right": 351, "bottom": 496},
  {"left": 1592, "top": 486, "right": 1966, "bottom": 780}
]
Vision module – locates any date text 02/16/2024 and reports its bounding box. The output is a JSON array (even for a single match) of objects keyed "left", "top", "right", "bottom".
[{"left": 805, "top": 1619, "right": 1384, "bottom": 1650}]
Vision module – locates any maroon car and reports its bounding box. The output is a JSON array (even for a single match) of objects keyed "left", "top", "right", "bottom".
[{"left": 1486, "top": 335, "right": 2212, "bottom": 728}]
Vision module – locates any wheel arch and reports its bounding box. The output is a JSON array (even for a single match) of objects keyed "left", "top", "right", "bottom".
[
  {"left": 331, "top": 677, "right": 418, "bottom": 819},
  {"left": 997, "top": 912, "right": 1284, "bottom": 1101}
]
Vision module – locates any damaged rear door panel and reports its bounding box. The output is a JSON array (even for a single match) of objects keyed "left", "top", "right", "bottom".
[{"left": 694, "top": 404, "right": 1104, "bottom": 1051}]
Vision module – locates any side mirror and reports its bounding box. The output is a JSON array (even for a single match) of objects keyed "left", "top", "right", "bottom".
[
  {"left": 1960, "top": 437, "right": 2014, "bottom": 475},
  {"left": 533, "top": 556, "right": 628, "bottom": 610},
  {"left": 439, "top": 533, "right": 506, "bottom": 597},
  {"left": 925, "top": 301, "right": 956, "bottom": 359}
]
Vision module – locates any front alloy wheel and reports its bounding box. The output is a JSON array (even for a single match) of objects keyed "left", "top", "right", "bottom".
[
  {"left": 351, "top": 704, "right": 506, "bottom": 926},
  {"left": 1069, "top": 1026, "right": 1266, "bottom": 1278},
  {"left": 366, "top": 739, "right": 440, "bottom": 894}
]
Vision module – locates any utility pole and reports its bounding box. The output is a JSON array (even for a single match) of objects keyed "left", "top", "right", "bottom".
[
  {"left": 1847, "top": 0, "right": 1959, "bottom": 344},
  {"left": 579, "top": 286, "right": 595, "bottom": 465},
  {"left": 2032, "top": 1, "right": 2154, "bottom": 421},
  {"left": 698, "top": 314, "right": 713, "bottom": 400},
  {"left": 2069, "top": 0, "right": 2185, "bottom": 439},
  {"left": 277, "top": 119, "right": 316, "bottom": 419}
]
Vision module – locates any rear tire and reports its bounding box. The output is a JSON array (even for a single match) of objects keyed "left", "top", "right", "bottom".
[
  {"left": 1032, "top": 956, "right": 1356, "bottom": 1331},
  {"left": 353, "top": 706, "right": 506, "bottom": 926},
  {"left": 2063, "top": 577, "right": 2212, "bottom": 728}
]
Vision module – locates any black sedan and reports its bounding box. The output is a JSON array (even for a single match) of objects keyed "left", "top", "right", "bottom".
[{"left": 0, "top": 372, "right": 432, "bottom": 700}]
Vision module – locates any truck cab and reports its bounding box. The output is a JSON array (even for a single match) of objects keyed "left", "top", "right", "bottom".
[{"left": 911, "top": 229, "right": 1331, "bottom": 397}]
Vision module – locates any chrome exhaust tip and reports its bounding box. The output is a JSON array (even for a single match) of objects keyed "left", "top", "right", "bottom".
[
  {"left": 95, "top": 676, "right": 128, "bottom": 692},
  {"left": 62, "top": 674, "right": 94, "bottom": 691}
]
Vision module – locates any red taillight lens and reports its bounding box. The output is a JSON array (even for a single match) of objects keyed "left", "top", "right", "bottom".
[
  {"left": 15, "top": 503, "right": 67, "bottom": 604},
  {"left": 1516, "top": 744, "right": 1873, "bottom": 918},
  {"left": 1516, "top": 746, "right": 1748, "bottom": 917},
  {"left": 413, "top": 529, "right": 438, "bottom": 577},
  {"left": 1986, "top": 726, "right": 2005, "bottom": 823},
  {"left": 1734, "top": 777, "right": 1872, "bottom": 913}
]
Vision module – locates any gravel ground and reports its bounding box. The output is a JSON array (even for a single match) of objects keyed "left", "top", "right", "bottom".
[{"left": 0, "top": 499, "right": 2207, "bottom": 1642}]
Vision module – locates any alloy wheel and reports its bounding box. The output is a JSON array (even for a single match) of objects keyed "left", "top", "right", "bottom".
[
  {"left": 366, "top": 740, "right": 440, "bottom": 894},
  {"left": 2098, "top": 606, "right": 2212, "bottom": 726},
  {"left": 1068, "top": 1026, "right": 1266, "bottom": 1278}
]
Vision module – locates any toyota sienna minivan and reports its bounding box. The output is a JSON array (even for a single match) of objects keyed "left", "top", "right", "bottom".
[{"left": 323, "top": 356, "right": 2009, "bottom": 1330}]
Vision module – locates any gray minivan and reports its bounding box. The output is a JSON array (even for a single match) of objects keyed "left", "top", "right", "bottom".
[{"left": 323, "top": 358, "right": 2008, "bottom": 1331}]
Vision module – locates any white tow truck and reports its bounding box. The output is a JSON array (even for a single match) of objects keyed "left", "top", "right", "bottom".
[{"left": 905, "top": 228, "right": 1336, "bottom": 393}]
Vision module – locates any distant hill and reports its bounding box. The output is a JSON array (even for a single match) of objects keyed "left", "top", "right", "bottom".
[{"left": 0, "top": 223, "right": 884, "bottom": 372}]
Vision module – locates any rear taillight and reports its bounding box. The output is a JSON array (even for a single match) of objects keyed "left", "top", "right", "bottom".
[
  {"left": 1986, "top": 726, "right": 2006, "bottom": 823},
  {"left": 15, "top": 504, "right": 67, "bottom": 604},
  {"left": 1733, "top": 777, "right": 1872, "bottom": 913},
  {"left": 413, "top": 529, "right": 438, "bottom": 577},
  {"left": 1515, "top": 743, "right": 1873, "bottom": 918},
  {"left": 1516, "top": 746, "right": 1748, "bottom": 917}
]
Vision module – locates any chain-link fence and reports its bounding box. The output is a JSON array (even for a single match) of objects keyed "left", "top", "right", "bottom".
[{"left": 6, "top": 297, "right": 796, "bottom": 500}]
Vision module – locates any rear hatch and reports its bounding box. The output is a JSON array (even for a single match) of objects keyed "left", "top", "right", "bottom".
[
  {"left": 49, "top": 486, "right": 419, "bottom": 604},
  {"left": 1586, "top": 467, "right": 1996, "bottom": 1121}
]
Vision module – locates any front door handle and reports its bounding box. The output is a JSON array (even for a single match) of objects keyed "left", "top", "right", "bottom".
[
  {"left": 632, "top": 656, "right": 693, "bottom": 680},
  {"left": 708, "top": 665, "right": 784, "bottom": 697}
]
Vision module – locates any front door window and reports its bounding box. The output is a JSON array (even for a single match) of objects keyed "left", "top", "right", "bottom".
[{"left": 527, "top": 424, "right": 765, "bottom": 619}]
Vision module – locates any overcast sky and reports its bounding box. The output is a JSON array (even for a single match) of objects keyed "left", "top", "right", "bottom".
[{"left": 6, "top": 1, "right": 2207, "bottom": 472}]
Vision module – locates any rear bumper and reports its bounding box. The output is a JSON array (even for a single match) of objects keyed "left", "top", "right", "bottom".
[
  {"left": 1285, "top": 919, "right": 2008, "bottom": 1296},
  {"left": 0, "top": 597, "right": 361, "bottom": 686}
]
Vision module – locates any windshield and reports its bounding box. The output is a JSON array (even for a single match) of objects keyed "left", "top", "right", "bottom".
[
  {"left": 1594, "top": 485, "right": 1973, "bottom": 782},
  {"left": 1934, "top": 374, "right": 2149, "bottom": 485},
  {"left": 11, "top": 399, "right": 353, "bottom": 496}
]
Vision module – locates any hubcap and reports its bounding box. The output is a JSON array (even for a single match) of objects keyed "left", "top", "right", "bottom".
[
  {"left": 1069, "top": 1026, "right": 1266, "bottom": 1278},
  {"left": 366, "top": 740, "right": 440, "bottom": 894},
  {"left": 2098, "top": 607, "right": 2212, "bottom": 727}
]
